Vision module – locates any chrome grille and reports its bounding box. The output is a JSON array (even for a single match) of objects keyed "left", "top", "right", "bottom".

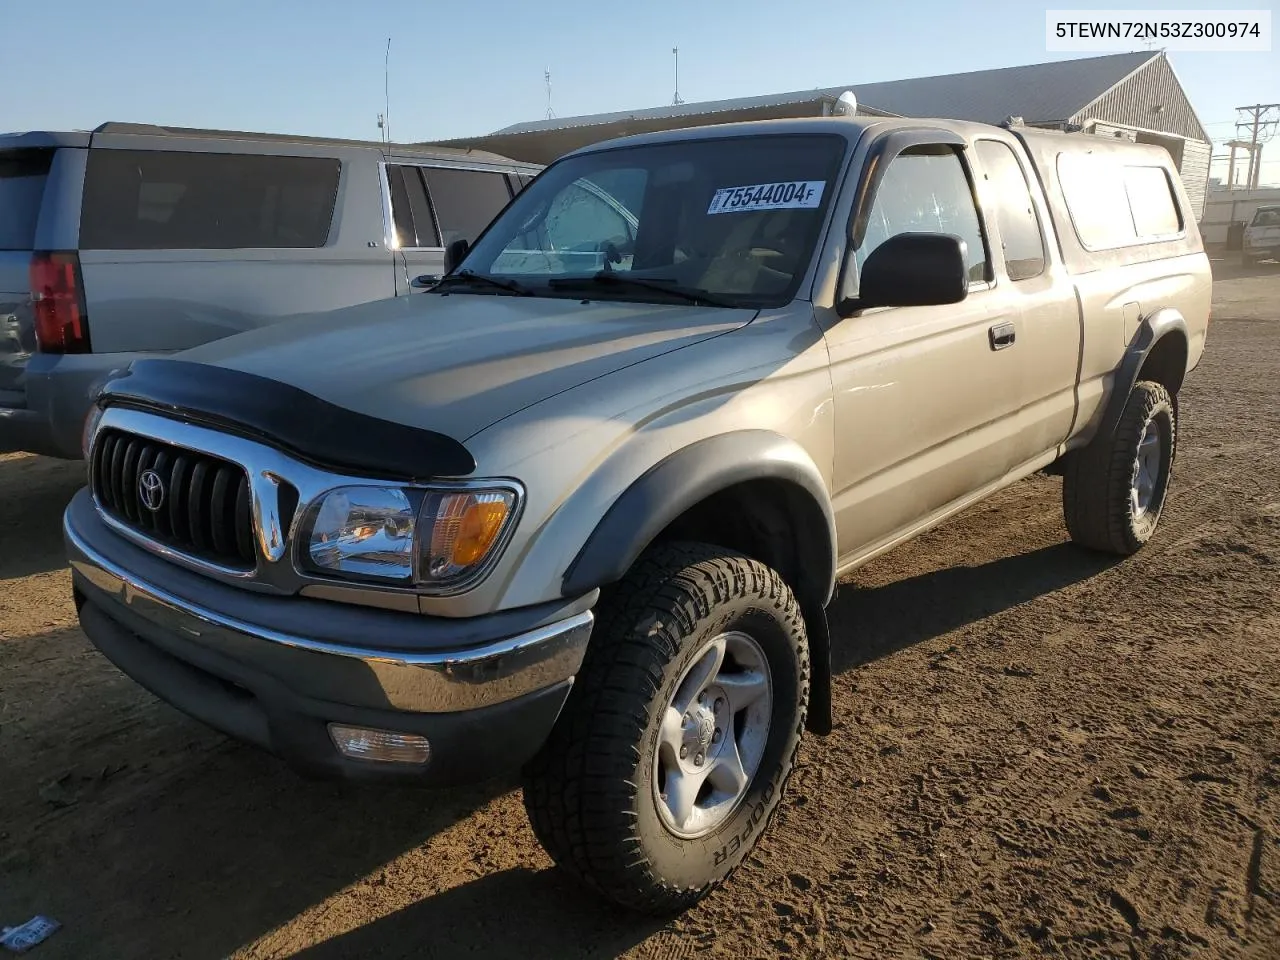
[{"left": 91, "top": 428, "right": 255, "bottom": 569}]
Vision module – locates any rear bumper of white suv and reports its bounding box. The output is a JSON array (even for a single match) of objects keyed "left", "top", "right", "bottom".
[{"left": 1, "top": 352, "right": 150, "bottom": 458}]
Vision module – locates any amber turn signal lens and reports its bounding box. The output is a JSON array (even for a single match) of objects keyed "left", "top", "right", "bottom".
[
  {"left": 452, "top": 498, "right": 509, "bottom": 565},
  {"left": 422, "top": 489, "right": 517, "bottom": 583}
]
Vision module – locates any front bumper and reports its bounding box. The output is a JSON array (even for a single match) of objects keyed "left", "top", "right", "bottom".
[{"left": 65, "top": 490, "right": 594, "bottom": 784}]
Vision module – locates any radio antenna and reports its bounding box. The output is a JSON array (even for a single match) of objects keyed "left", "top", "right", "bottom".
[
  {"left": 545, "top": 69, "right": 555, "bottom": 119},
  {"left": 672, "top": 47, "right": 684, "bottom": 105},
  {"left": 384, "top": 38, "right": 392, "bottom": 143}
]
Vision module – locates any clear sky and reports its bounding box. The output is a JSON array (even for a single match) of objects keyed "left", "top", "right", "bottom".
[{"left": 2, "top": 0, "right": 1277, "bottom": 183}]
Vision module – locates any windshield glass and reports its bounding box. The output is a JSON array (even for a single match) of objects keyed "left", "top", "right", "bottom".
[
  {"left": 456, "top": 134, "right": 848, "bottom": 308},
  {"left": 1252, "top": 208, "right": 1280, "bottom": 227}
]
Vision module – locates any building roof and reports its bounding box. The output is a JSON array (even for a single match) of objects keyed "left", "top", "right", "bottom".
[
  {"left": 429, "top": 95, "right": 891, "bottom": 165},
  {"left": 812, "top": 51, "right": 1160, "bottom": 126},
  {"left": 490, "top": 51, "right": 1156, "bottom": 140},
  {"left": 428, "top": 51, "right": 1203, "bottom": 165},
  {"left": 489, "top": 91, "right": 897, "bottom": 138}
]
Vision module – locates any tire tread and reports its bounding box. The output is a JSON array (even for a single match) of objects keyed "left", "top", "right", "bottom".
[
  {"left": 1063, "top": 379, "right": 1174, "bottom": 555},
  {"left": 523, "top": 541, "right": 809, "bottom": 914}
]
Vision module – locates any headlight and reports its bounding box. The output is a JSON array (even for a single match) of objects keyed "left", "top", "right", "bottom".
[
  {"left": 300, "top": 484, "right": 519, "bottom": 590},
  {"left": 306, "top": 486, "right": 417, "bottom": 581}
]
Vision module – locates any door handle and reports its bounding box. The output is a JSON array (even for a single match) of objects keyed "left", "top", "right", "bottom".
[
  {"left": 989, "top": 322, "right": 1016, "bottom": 351},
  {"left": 411, "top": 274, "right": 440, "bottom": 288}
]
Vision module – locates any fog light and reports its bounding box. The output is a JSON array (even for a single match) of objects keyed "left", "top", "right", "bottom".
[{"left": 328, "top": 724, "right": 431, "bottom": 764}]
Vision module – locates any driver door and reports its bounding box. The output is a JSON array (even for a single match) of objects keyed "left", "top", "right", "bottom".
[{"left": 821, "top": 138, "right": 1027, "bottom": 562}]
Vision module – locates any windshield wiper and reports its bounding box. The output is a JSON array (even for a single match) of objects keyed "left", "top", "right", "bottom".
[
  {"left": 547, "top": 271, "right": 736, "bottom": 307},
  {"left": 432, "top": 270, "right": 531, "bottom": 296}
]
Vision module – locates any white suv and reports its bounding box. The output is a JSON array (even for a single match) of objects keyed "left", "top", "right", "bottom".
[{"left": 0, "top": 122, "right": 538, "bottom": 459}]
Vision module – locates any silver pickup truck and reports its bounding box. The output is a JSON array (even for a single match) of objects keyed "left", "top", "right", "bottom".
[{"left": 63, "top": 115, "right": 1210, "bottom": 914}]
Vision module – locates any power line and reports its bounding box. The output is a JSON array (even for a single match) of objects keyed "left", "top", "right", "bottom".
[{"left": 1228, "top": 103, "right": 1280, "bottom": 189}]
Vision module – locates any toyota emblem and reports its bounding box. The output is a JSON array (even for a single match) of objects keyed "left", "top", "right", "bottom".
[{"left": 138, "top": 469, "right": 166, "bottom": 512}]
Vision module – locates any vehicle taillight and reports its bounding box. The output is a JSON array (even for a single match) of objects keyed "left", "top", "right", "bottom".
[{"left": 30, "top": 251, "right": 91, "bottom": 354}]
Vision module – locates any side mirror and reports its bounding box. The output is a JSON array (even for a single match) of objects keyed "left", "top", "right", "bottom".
[
  {"left": 837, "top": 233, "right": 969, "bottom": 315},
  {"left": 444, "top": 238, "right": 470, "bottom": 275}
]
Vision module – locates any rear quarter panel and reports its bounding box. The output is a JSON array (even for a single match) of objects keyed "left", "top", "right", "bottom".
[{"left": 1016, "top": 129, "right": 1211, "bottom": 444}]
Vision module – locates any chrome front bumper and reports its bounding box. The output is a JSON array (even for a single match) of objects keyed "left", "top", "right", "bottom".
[
  {"left": 66, "top": 510, "right": 593, "bottom": 714},
  {"left": 66, "top": 490, "right": 595, "bottom": 782}
]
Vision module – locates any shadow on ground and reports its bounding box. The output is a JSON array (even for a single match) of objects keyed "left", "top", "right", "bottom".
[
  {"left": 0, "top": 454, "right": 85, "bottom": 580},
  {"left": 0, "top": 712, "right": 516, "bottom": 959},
  {"left": 2, "top": 481, "right": 1127, "bottom": 958},
  {"left": 293, "top": 867, "right": 664, "bottom": 959},
  {"left": 828, "top": 542, "right": 1122, "bottom": 672}
]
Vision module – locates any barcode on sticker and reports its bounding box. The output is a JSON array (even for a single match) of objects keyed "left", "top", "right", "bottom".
[{"left": 707, "top": 181, "right": 825, "bottom": 215}]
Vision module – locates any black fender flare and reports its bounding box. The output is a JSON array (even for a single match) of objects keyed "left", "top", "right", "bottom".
[
  {"left": 561, "top": 430, "right": 837, "bottom": 734},
  {"left": 1097, "top": 308, "right": 1188, "bottom": 441}
]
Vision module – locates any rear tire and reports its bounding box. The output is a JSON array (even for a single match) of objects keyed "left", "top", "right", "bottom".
[
  {"left": 1062, "top": 380, "right": 1176, "bottom": 555},
  {"left": 522, "top": 541, "right": 810, "bottom": 915}
]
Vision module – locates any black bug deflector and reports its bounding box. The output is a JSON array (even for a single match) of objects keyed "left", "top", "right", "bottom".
[{"left": 96, "top": 358, "right": 477, "bottom": 479}]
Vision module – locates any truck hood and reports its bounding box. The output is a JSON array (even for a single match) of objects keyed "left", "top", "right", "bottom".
[{"left": 177, "top": 293, "right": 755, "bottom": 440}]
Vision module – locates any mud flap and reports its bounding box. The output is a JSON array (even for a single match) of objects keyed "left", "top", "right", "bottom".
[{"left": 802, "top": 598, "right": 833, "bottom": 735}]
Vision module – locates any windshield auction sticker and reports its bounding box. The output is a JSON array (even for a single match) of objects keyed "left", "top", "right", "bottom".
[{"left": 707, "top": 181, "right": 826, "bottom": 215}]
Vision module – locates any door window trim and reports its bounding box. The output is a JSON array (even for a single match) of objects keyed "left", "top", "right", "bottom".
[
  {"left": 973, "top": 137, "right": 1049, "bottom": 283},
  {"left": 842, "top": 128, "right": 994, "bottom": 297},
  {"left": 378, "top": 161, "right": 520, "bottom": 253}
]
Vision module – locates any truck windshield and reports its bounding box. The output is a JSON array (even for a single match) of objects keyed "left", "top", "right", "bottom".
[
  {"left": 1252, "top": 209, "right": 1280, "bottom": 227},
  {"left": 456, "top": 134, "right": 848, "bottom": 309}
]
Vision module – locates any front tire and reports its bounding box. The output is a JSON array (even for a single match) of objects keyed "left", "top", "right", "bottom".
[
  {"left": 1063, "top": 380, "right": 1176, "bottom": 555},
  {"left": 522, "top": 541, "right": 810, "bottom": 914}
]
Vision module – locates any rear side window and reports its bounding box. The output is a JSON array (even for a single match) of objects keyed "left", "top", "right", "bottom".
[
  {"left": 1124, "top": 166, "right": 1181, "bottom": 239},
  {"left": 0, "top": 150, "right": 53, "bottom": 251},
  {"left": 81, "top": 150, "right": 341, "bottom": 250},
  {"left": 975, "top": 140, "right": 1045, "bottom": 281},
  {"left": 420, "top": 168, "right": 513, "bottom": 246},
  {"left": 1056, "top": 153, "right": 1184, "bottom": 250}
]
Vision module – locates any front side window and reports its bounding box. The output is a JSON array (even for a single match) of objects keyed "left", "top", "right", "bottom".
[
  {"left": 81, "top": 149, "right": 340, "bottom": 249},
  {"left": 975, "top": 140, "right": 1046, "bottom": 281},
  {"left": 856, "top": 145, "right": 989, "bottom": 283},
  {"left": 421, "top": 168, "right": 513, "bottom": 247},
  {"left": 459, "top": 134, "right": 848, "bottom": 308}
]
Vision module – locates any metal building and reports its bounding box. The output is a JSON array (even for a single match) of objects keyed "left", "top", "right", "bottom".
[{"left": 434, "top": 51, "right": 1212, "bottom": 219}]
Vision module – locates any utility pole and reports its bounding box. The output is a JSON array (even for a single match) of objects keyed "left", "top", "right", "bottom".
[
  {"left": 1234, "top": 103, "right": 1279, "bottom": 190},
  {"left": 672, "top": 47, "right": 684, "bottom": 105}
]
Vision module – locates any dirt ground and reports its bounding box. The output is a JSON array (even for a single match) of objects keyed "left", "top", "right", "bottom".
[{"left": 1, "top": 258, "right": 1278, "bottom": 960}]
